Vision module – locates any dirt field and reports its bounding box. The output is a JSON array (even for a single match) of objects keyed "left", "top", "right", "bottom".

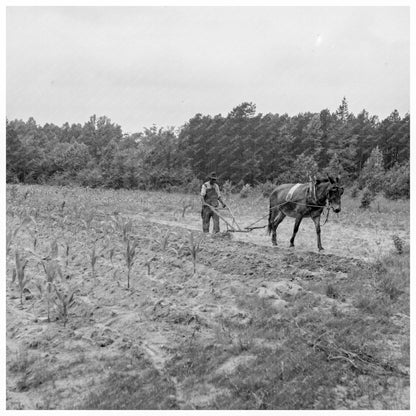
[{"left": 6, "top": 184, "right": 410, "bottom": 410}]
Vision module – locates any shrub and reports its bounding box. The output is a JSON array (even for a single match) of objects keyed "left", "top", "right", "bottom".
[
  {"left": 239, "top": 184, "right": 252, "bottom": 198},
  {"left": 360, "top": 188, "right": 374, "bottom": 209},
  {"left": 222, "top": 180, "right": 233, "bottom": 196},
  {"left": 77, "top": 167, "right": 105, "bottom": 188},
  {"left": 48, "top": 171, "right": 77, "bottom": 187},
  {"left": 350, "top": 185, "right": 359, "bottom": 198},
  {"left": 382, "top": 162, "right": 409, "bottom": 200},
  {"left": 6, "top": 172, "right": 20, "bottom": 184},
  {"left": 257, "top": 181, "right": 276, "bottom": 197},
  {"left": 185, "top": 177, "right": 201, "bottom": 194}
]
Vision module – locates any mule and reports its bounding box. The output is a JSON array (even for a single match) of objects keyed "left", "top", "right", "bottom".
[{"left": 267, "top": 175, "right": 344, "bottom": 251}]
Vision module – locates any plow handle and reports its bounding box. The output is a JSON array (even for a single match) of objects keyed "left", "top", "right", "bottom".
[{"left": 203, "top": 203, "right": 239, "bottom": 231}]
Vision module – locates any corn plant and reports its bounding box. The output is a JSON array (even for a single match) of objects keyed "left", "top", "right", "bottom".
[
  {"left": 42, "top": 260, "right": 62, "bottom": 322},
  {"left": 6, "top": 227, "right": 18, "bottom": 255},
  {"left": 62, "top": 240, "right": 70, "bottom": 268},
  {"left": 122, "top": 219, "right": 133, "bottom": 243},
  {"left": 28, "top": 229, "right": 38, "bottom": 251},
  {"left": 6, "top": 215, "right": 37, "bottom": 255},
  {"left": 124, "top": 238, "right": 139, "bottom": 289},
  {"left": 88, "top": 244, "right": 98, "bottom": 281},
  {"left": 158, "top": 230, "right": 171, "bottom": 251},
  {"left": 53, "top": 284, "right": 76, "bottom": 327},
  {"left": 143, "top": 244, "right": 157, "bottom": 276},
  {"left": 82, "top": 212, "right": 95, "bottom": 230},
  {"left": 111, "top": 215, "right": 133, "bottom": 242},
  {"left": 182, "top": 232, "right": 204, "bottom": 275},
  {"left": 12, "top": 251, "right": 29, "bottom": 306},
  {"left": 87, "top": 237, "right": 111, "bottom": 282},
  {"left": 108, "top": 245, "right": 116, "bottom": 264}
]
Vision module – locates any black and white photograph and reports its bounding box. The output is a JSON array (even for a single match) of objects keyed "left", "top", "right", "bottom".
[{"left": 4, "top": 3, "right": 411, "bottom": 411}]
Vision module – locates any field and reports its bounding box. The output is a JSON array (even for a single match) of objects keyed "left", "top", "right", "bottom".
[{"left": 6, "top": 184, "right": 410, "bottom": 410}]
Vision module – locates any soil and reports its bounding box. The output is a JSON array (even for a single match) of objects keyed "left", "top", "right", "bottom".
[{"left": 5, "top": 186, "right": 410, "bottom": 410}]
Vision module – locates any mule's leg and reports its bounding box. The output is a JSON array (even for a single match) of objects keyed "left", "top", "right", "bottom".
[
  {"left": 311, "top": 215, "right": 323, "bottom": 251},
  {"left": 271, "top": 211, "right": 286, "bottom": 246},
  {"left": 289, "top": 216, "right": 303, "bottom": 247}
]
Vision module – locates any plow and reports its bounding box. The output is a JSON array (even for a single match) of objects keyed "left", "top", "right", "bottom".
[{"left": 203, "top": 203, "right": 268, "bottom": 233}]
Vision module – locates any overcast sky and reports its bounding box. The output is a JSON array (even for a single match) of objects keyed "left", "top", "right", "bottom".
[{"left": 6, "top": 6, "right": 409, "bottom": 133}]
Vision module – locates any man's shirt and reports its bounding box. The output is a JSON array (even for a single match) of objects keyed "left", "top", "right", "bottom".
[{"left": 200, "top": 181, "right": 222, "bottom": 198}]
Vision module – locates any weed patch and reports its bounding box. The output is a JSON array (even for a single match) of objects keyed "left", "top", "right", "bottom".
[
  {"left": 80, "top": 356, "right": 178, "bottom": 410},
  {"left": 167, "top": 290, "right": 409, "bottom": 409}
]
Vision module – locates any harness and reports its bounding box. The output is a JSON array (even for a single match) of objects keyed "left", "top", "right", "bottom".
[{"left": 285, "top": 184, "right": 302, "bottom": 202}]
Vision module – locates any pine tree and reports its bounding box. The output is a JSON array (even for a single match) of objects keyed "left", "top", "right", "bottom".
[{"left": 359, "top": 146, "right": 385, "bottom": 194}]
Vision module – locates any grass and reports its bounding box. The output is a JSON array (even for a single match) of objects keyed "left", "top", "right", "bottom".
[
  {"left": 166, "top": 281, "right": 409, "bottom": 409},
  {"left": 8, "top": 348, "right": 37, "bottom": 374},
  {"left": 352, "top": 249, "right": 410, "bottom": 316},
  {"left": 79, "top": 355, "right": 179, "bottom": 410}
]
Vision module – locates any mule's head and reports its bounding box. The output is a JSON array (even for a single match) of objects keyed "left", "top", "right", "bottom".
[{"left": 326, "top": 175, "right": 344, "bottom": 213}]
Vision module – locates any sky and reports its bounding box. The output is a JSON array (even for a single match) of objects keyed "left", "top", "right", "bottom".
[{"left": 6, "top": 6, "right": 410, "bottom": 133}]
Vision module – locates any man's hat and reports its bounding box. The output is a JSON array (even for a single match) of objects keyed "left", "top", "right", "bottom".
[{"left": 208, "top": 172, "right": 218, "bottom": 180}]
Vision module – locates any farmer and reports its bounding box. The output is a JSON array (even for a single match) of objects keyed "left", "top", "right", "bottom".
[{"left": 200, "top": 172, "right": 227, "bottom": 233}]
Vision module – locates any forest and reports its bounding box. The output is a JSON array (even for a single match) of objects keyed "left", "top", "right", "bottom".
[{"left": 6, "top": 97, "right": 410, "bottom": 199}]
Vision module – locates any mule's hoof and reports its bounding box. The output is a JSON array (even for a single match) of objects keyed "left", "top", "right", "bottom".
[
  {"left": 272, "top": 242, "right": 277, "bottom": 247},
  {"left": 318, "top": 247, "right": 325, "bottom": 251}
]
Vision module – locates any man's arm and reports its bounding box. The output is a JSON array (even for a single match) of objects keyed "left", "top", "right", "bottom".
[{"left": 200, "top": 183, "right": 206, "bottom": 205}]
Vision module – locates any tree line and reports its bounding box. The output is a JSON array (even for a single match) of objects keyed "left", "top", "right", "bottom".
[{"left": 6, "top": 98, "right": 410, "bottom": 198}]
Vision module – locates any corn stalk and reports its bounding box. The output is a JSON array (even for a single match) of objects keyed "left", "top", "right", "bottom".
[
  {"left": 41, "top": 260, "right": 62, "bottom": 322},
  {"left": 158, "top": 230, "right": 171, "bottom": 251},
  {"left": 88, "top": 244, "right": 98, "bottom": 281},
  {"left": 63, "top": 240, "right": 70, "bottom": 268},
  {"left": 12, "top": 251, "right": 29, "bottom": 306},
  {"left": 124, "top": 238, "right": 139, "bottom": 289},
  {"left": 187, "top": 232, "right": 204, "bottom": 275},
  {"left": 143, "top": 246, "right": 157, "bottom": 275},
  {"left": 111, "top": 215, "right": 133, "bottom": 243},
  {"left": 53, "top": 284, "right": 76, "bottom": 327}
]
